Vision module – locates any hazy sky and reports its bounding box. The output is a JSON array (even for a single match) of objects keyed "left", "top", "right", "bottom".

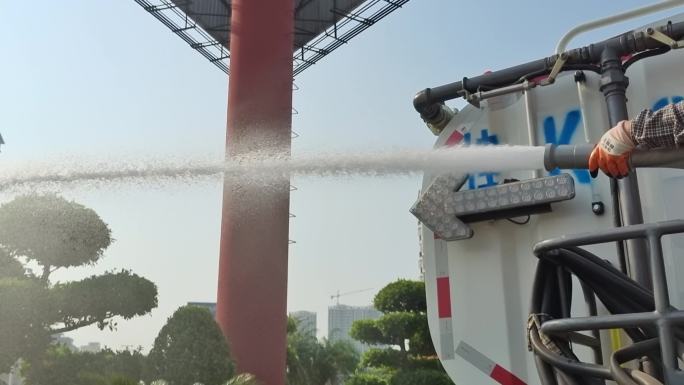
[{"left": 0, "top": 0, "right": 678, "bottom": 350}]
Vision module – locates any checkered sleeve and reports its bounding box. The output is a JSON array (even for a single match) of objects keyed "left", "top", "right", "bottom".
[{"left": 631, "top": 101, "right": 684, "bottom": 148}]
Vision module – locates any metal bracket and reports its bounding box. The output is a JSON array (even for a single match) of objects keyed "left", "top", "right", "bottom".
[
  {"left": 466, "top": 81, "right": 536, "bottom": 107},
  {"left": 646, "top": 27, "right": 684, "bottom": 49},
  {"left": 540, "top": 53, "right": 567, "bottom": 86},
  {"left": 463, "top": 89, "right": 480, "bottom": 108}
]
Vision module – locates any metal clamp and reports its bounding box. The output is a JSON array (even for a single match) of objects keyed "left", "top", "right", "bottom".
[
  {"left": 540, "top": 53, "right": 567, "bottom": 86},
  {"left": 646, "top": 27, "right": 684, "bottom": 49},
  {"left": 466, "top": 80, "right": 537, "bottom": 107}
]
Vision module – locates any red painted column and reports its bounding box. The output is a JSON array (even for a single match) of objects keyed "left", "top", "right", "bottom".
[{"left": 216, "top": 1, "right": 294, "bottom": 384}]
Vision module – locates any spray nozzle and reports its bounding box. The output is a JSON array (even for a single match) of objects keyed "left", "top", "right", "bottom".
[
  {"left": 413, "top": 88, "right": 457, "bottom": 135},
  {"left": 424, "top": 104, "right": 456, "bottom": 136}
]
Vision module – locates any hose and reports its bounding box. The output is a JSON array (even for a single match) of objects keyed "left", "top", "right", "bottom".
[
  {"left": 623, "top": 46, "right": 671, "bottom": 71},
  {"left": 527, "top": 246, "right": 680, "bottom": 384}
]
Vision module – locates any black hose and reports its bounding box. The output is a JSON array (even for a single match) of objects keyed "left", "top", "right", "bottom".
[
  {"left": 622, "top": 46, "right": 671, "bottom": 71},
  {"left": 550, "top": 248, "right": 654, "bottom": 311},
  {"left": 557, "top": 266, "right": 572, "bottom": 319},
  {"left": 529, "top": 258, "right": 609, "bottom": 383},
  {"left": 566, "top": 247, "right": 653, "bottom": 304},
  {"left": 528, "top": 245, "right": 669, "bottom": 383},
  {"left": 535, "top": 355, "right": 560, "bottom": 385},
  {"left": 610, "top": 178, "right": 629, "bottom": 274},
  {"left": 545, "top": 249, "right": 654, "bottom": 342},
  {"left": 531, "top": 258, "right": 556, "bottom": 313},
  {"left": 579, "top": 279, "right": 603, "bottom": 366},
  {"left": 529, "top": 328, "right": 612, "bottom": 380}
]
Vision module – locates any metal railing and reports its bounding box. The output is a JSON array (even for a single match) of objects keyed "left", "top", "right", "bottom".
[{"left": 533, "top": 220, "right": 684, "bottom": 384}]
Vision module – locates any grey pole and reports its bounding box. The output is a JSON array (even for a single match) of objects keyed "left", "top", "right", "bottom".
[{"left": 599, "top": 47, "right": 652, "bottom": 290}]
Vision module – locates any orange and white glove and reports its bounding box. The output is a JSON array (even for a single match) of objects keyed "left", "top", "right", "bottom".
[{"left": 589, "top": 120, "right": 635, "bottom": 178}]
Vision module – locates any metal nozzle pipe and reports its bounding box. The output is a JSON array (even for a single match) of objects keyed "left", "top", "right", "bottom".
[
  {"left": 544, "top": 144, "right": 684, "bottom": 171},
  {"left": 544, "top": 144, "right": 594, "bottom": 171}
]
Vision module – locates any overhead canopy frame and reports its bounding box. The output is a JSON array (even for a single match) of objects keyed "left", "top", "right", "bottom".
[{"left": 135, "top": 0, "right": 410, "bottom": 75}]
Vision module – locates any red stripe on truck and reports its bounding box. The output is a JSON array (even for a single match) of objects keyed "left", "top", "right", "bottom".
[
  {"left": 491, "top": 364, "right": 527, "bottom": 385},
  {"left": 445, "top": 131, "right": 464, "bottom": 147},
  {"left": 436, "top": 277, "right": 452, "bottom": 318}
]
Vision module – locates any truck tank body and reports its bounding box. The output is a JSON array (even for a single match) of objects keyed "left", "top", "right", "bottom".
[{"left": 420, "top": 41, "right": 684, "bottom": 385}]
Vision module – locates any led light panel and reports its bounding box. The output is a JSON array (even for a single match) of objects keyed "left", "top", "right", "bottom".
[{"left": 411, "top": 173, "right": 575, "bottom": 241}]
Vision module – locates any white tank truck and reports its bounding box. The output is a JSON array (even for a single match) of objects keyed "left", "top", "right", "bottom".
[{"left": 411, "top": 4, "right": 684, "bottom": 385}]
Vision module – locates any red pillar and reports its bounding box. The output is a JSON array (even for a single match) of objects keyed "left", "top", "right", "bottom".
[{"left": 216, "top": 1, "right": 294, "bottom": 384}]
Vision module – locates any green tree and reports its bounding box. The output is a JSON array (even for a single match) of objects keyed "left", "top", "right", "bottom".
[
  {"left": 373, "top": 280, "right": 426, "bottom": 314},
  {"left": 346, "top": 279, "right": 453, "bottom": 385},
  {"left": 146, "top": 306, "right": 234, "bottom": 385},
  {"left": 0, "top": 195, "right": 111, "bottom": 279},
  {"left": 0, "top": 248, "right": 25, "bottom": 279},
  {"left": 22, "top": 345, "right": 146, "bottom": 385},
  {"left": 389, "top": 369, "right": 452, "bottom": 385},
  {"left": 0, "top": 194, "right": 158, "bottom": 373},
  {"left": 345, "top": 370, "right": 390, "bottom": 385},
  {"left": 0, "top": 278, "right": 53, "bottom": 372},
  {"left": 286, "top": 316, "right": 359, "bottom": 385}
]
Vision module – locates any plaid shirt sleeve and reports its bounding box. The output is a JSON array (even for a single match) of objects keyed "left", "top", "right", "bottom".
[{"left": 631, "top": 100, "right": 684, "bottom": 148}]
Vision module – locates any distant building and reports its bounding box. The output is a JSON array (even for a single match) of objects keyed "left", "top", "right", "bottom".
[
  {"left": 79, "top": 342, "right": 101, "bottom": 353},
  {"left": 188, "top": 302, "right": 217, "bottom": 317},
  {"left": 53, "top": 335, "right": 101, "bottom": 354},
  {"left": 328, "top": 304, "right": 382, "bottom": 354},
  {"left": 54, "top": 334, "right": 78, "bottom": 352},
  {"left": 290, "top": 310, "right": 317, "bottom": 337}
]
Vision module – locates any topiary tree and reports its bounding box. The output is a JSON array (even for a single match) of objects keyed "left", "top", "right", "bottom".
[
  {"left": 372, "top": 280, "right": 426, "bottom": 314},
  {"left": 0, "top": 194, "right": 111, "bottom": 279},
  {"left": 351, "top": 279, "right": 434, "bottom": 355},
  {"left": 347, "top": 279, "right": 452, "bottom": 385},
  {"left": 0, "top": 194, "right": 158, "bottom": 374},
  {"left": 146, "top": 306, "right": 234, "bottom": 385}
]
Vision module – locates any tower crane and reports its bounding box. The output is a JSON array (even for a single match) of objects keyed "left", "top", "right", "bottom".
[{"left": 330, "top": 288, "right": 374, "bottom": 305}]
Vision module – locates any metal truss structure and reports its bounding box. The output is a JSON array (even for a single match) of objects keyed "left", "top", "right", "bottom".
[
  {"left": 134, "top": 0, "right": 410, "bottom": 75},
  {"left": 135, "top": 0, "right": 230, "bottom": 73}
]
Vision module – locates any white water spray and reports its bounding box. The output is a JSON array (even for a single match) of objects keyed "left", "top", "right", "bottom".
[{"left": 0, "top": 145, "right": 546, "bottom": 192}]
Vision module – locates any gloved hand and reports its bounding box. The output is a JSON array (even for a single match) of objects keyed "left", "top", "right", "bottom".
[{"left": 588, "top": 120, "right": 635, "bottom": 178}]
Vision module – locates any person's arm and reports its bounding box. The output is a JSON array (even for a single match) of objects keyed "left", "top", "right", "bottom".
[
  {"left": 588, "top": 101, "right": 684, "bottom": 178},
  {"left": 631, "top": 101, "right": 684, "bottom": 148}
]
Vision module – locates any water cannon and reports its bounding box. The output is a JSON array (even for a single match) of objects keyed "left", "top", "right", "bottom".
[{"left": 543, "top": 144, "right": 684, "bottom": 171}]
